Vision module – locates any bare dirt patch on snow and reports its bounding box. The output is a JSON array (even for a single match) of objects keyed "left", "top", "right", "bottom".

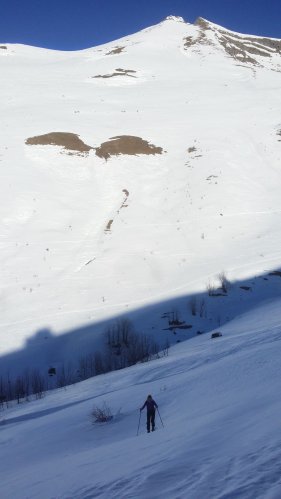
[
  {"left": 25, "top": 132, "right": 93, "bottom": 155},
  {"left": 92, "top": 68, "right": 137, "bottom": 79},
  {"left": 95, "top": 135, "right": 163, "bottom": 160},
  {"left": 106, "top": 46, "right": 125, "bottom": 56},
  {"left": 25, "top": 133, "right": 163, "bottom": 159}
]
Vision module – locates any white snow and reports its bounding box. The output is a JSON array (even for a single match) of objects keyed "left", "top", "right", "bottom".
[
  {"left": 1, "top": 303, "right": 281, "bottom": 498},
  {"left": 1, "top": 15, "right": 281, "bottom": 498}
]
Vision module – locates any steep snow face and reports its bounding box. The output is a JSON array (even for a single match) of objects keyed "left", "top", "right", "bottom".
[{"left": 0, "top": 17, "right": 281, "bottom": 374}]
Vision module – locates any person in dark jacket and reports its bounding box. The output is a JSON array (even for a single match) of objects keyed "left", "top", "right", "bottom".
[{"left": 140, "top": 394, "right": 158, "bottom": 432}]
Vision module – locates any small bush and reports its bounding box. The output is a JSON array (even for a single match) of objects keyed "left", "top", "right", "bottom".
[
  {"left": 211, "top": 332, "right": 222, "bottom": 339},
  {"left": 199, "top": 298, "right": 206, "bottom": 318},
  {"left": 217, "top": 271, "right": 231, "bottom": 293},
  {"left": 206, "top": 280, "right": 216, "bottom": 296},
  {"left": 189, "top": 297, "right": 197, "bottom": 316},
  {"left": 91, "top": 402, "right": 113, "bottom": 423}
]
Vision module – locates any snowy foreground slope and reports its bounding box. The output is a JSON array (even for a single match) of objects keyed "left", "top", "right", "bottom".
[
  {"left": 1, "top": 301, "right": 281, "bottom": 499},
  {"left": 0, "top": 15, "right": 281, "bottom": 377}
]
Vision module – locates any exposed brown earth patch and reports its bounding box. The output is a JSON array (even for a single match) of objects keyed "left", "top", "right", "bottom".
[
  {"left": 184, "top": 36, "right": 198, "bottom": 48},
  {"left": 26, "top": 133, "right": 164, "bottom": 160},
  {"left": 93, "top": 68, "right": 136, "bottom": 79},
  {"left": 106, "top": 46, "right": 125, "bottom": 55},
  {"left": 104, "top": 189, "right": 130, "bottom": 233},
  {"left": 105, "top": 219, "right": 113, "bottom": 232},
  {"left": 119, "top": 189, "right": 129, "bottom": 210},
  {"left": 25, "top": 132, "right": 92, "bottom": 154},
  {"left": 194, "top": 18, "right": 212, "bottom": 30},
  {"left": 184, "top": 30, "right": 210, "bottom": 49},
  {"left": 95, "top": 136, "right": 163, "bottom": 160},
  {"left": 0, "top": 45, "right": 7, "bottom": 50}
]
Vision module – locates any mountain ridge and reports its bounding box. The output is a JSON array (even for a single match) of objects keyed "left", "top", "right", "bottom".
[{"left": 1, "top": 15, "right": 281, "bottom": 53}]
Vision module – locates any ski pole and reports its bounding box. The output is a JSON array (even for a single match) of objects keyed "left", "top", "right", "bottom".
[
  {"left": 157, "top": 407, "right": 164, "bottom": 428},
  {"left": 137, "top": 410, "right": 142, "bottom": 436}
]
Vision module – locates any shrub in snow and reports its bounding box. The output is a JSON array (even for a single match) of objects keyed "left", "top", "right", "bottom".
[
  {"left": 31, "top": 369, "right": 45, "bottom": 399},
  {"left": 0, "top": 394, "right": 7, "bottom": 409},
  {"left": 207, "top": 272, "right": 231, "bottom": 296},
  {"left": 206, "top": 280, "right": 216, "bottom": 296},
  {"left": 189, "top": 297, "right": 197, "bottom": 316},
  {"left": 91, "top": 402, "right": 113, "bottom": 423},
  {"left": 199, "top": 298, "right": 206, "bottom": 318},
  {"left": 217, "top": 271, "right": 231, "bottom": 294},
  {"left": 211, "top": 332, "right": 222, "bottom": 339},
  {"left": 168, "top": 309, "right": 184, "bottom": 326},
  {"left": 104, "top": 318, "right": 159, "bottom": 369}
]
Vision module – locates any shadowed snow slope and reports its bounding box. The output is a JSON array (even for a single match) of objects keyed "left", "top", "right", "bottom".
[{"left": 1, "top": 300, "right": 281, "bottom": 498}]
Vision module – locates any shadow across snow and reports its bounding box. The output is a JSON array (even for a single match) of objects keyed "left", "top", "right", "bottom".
[
  {"left": 0, "top": 268, "right": 281, "bottom": 388},
  {"left": 0, "top": 397, "right": 95, "bottom": 426}
]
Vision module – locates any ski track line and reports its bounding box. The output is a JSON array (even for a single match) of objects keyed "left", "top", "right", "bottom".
[
  {"left": 228, "top": 254, "right": 281, "bottom": 275},
  {"left": 119, "top": 209, "right": 281, "bottom": 230},
  {"left": 73, "top": 251, "right": 281, "bottom": 275}
]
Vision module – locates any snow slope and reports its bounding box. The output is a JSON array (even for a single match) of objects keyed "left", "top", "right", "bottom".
[
  {"left": 1, "top": 15, "right": 281, "bottom": 377},
  {"left": 0, "top": 16, "right": 281, "bottom": 499},
  {"left": 1, "top": 300, "right": 281, "bottom": 498},
  {"left": 1, "top": 15, "right": 281, "bottom": 497}
]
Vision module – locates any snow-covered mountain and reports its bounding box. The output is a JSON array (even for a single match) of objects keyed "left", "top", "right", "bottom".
[
  {"left": 1, "top": 15, "right": 281, "bottom": 375},
  {"left": 1, "top": 15, "right": 281, "bottom": 499}
]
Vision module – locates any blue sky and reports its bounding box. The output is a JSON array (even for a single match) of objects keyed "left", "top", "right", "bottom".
[{"left": 1, "top": 0, "right": 280, "bottom": 50}]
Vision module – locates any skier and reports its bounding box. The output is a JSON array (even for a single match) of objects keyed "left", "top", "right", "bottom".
[{"left": 140, "top": 394, "right": 158, "bottom": 433}]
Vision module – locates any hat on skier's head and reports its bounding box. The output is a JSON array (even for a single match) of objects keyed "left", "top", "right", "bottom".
[{"left": 147, "top": 394, "right": 152, "bottom": 399}]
